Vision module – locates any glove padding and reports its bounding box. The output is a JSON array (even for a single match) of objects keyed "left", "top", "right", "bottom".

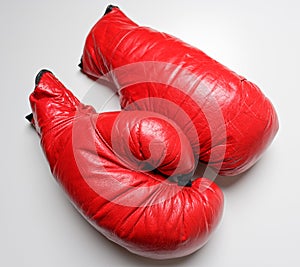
[
  {"left": 27, "top": 70, "right": 224, "bottom": 259},
  {"left": 80, "top": 5, "right": 279, "bottom": 176}
]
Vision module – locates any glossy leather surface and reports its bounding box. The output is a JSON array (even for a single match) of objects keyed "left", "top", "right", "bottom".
[
  {"left": 80, "top": 6, "right": 279, "bottom": 175},
  {"left": 28, "top": 70, "right": 224, "bottom": 259}
]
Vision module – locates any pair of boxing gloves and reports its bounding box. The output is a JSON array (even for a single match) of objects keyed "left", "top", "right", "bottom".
[{"left": 27, "top": 5, "right": 278, "bottom": 259}]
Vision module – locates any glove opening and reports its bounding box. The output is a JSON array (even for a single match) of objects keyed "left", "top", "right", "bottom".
[
  {"left": 35, "top": 69, "right": 52, "bottom": 86},
  {"left": 104, "top": 5, "right": 119, "bottom": 16}
]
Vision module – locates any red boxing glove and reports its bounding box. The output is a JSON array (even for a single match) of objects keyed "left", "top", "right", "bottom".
[
  {"left": 27, "top": 70, "right": 224, "bottom": 259},
  {"left": 80, "top": 5, "right": 279, "bottom": 176}
]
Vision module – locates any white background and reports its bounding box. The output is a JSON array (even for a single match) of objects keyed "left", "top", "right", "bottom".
[{"left": 0, "top": 0, "right": 299, "bottom": 266}]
